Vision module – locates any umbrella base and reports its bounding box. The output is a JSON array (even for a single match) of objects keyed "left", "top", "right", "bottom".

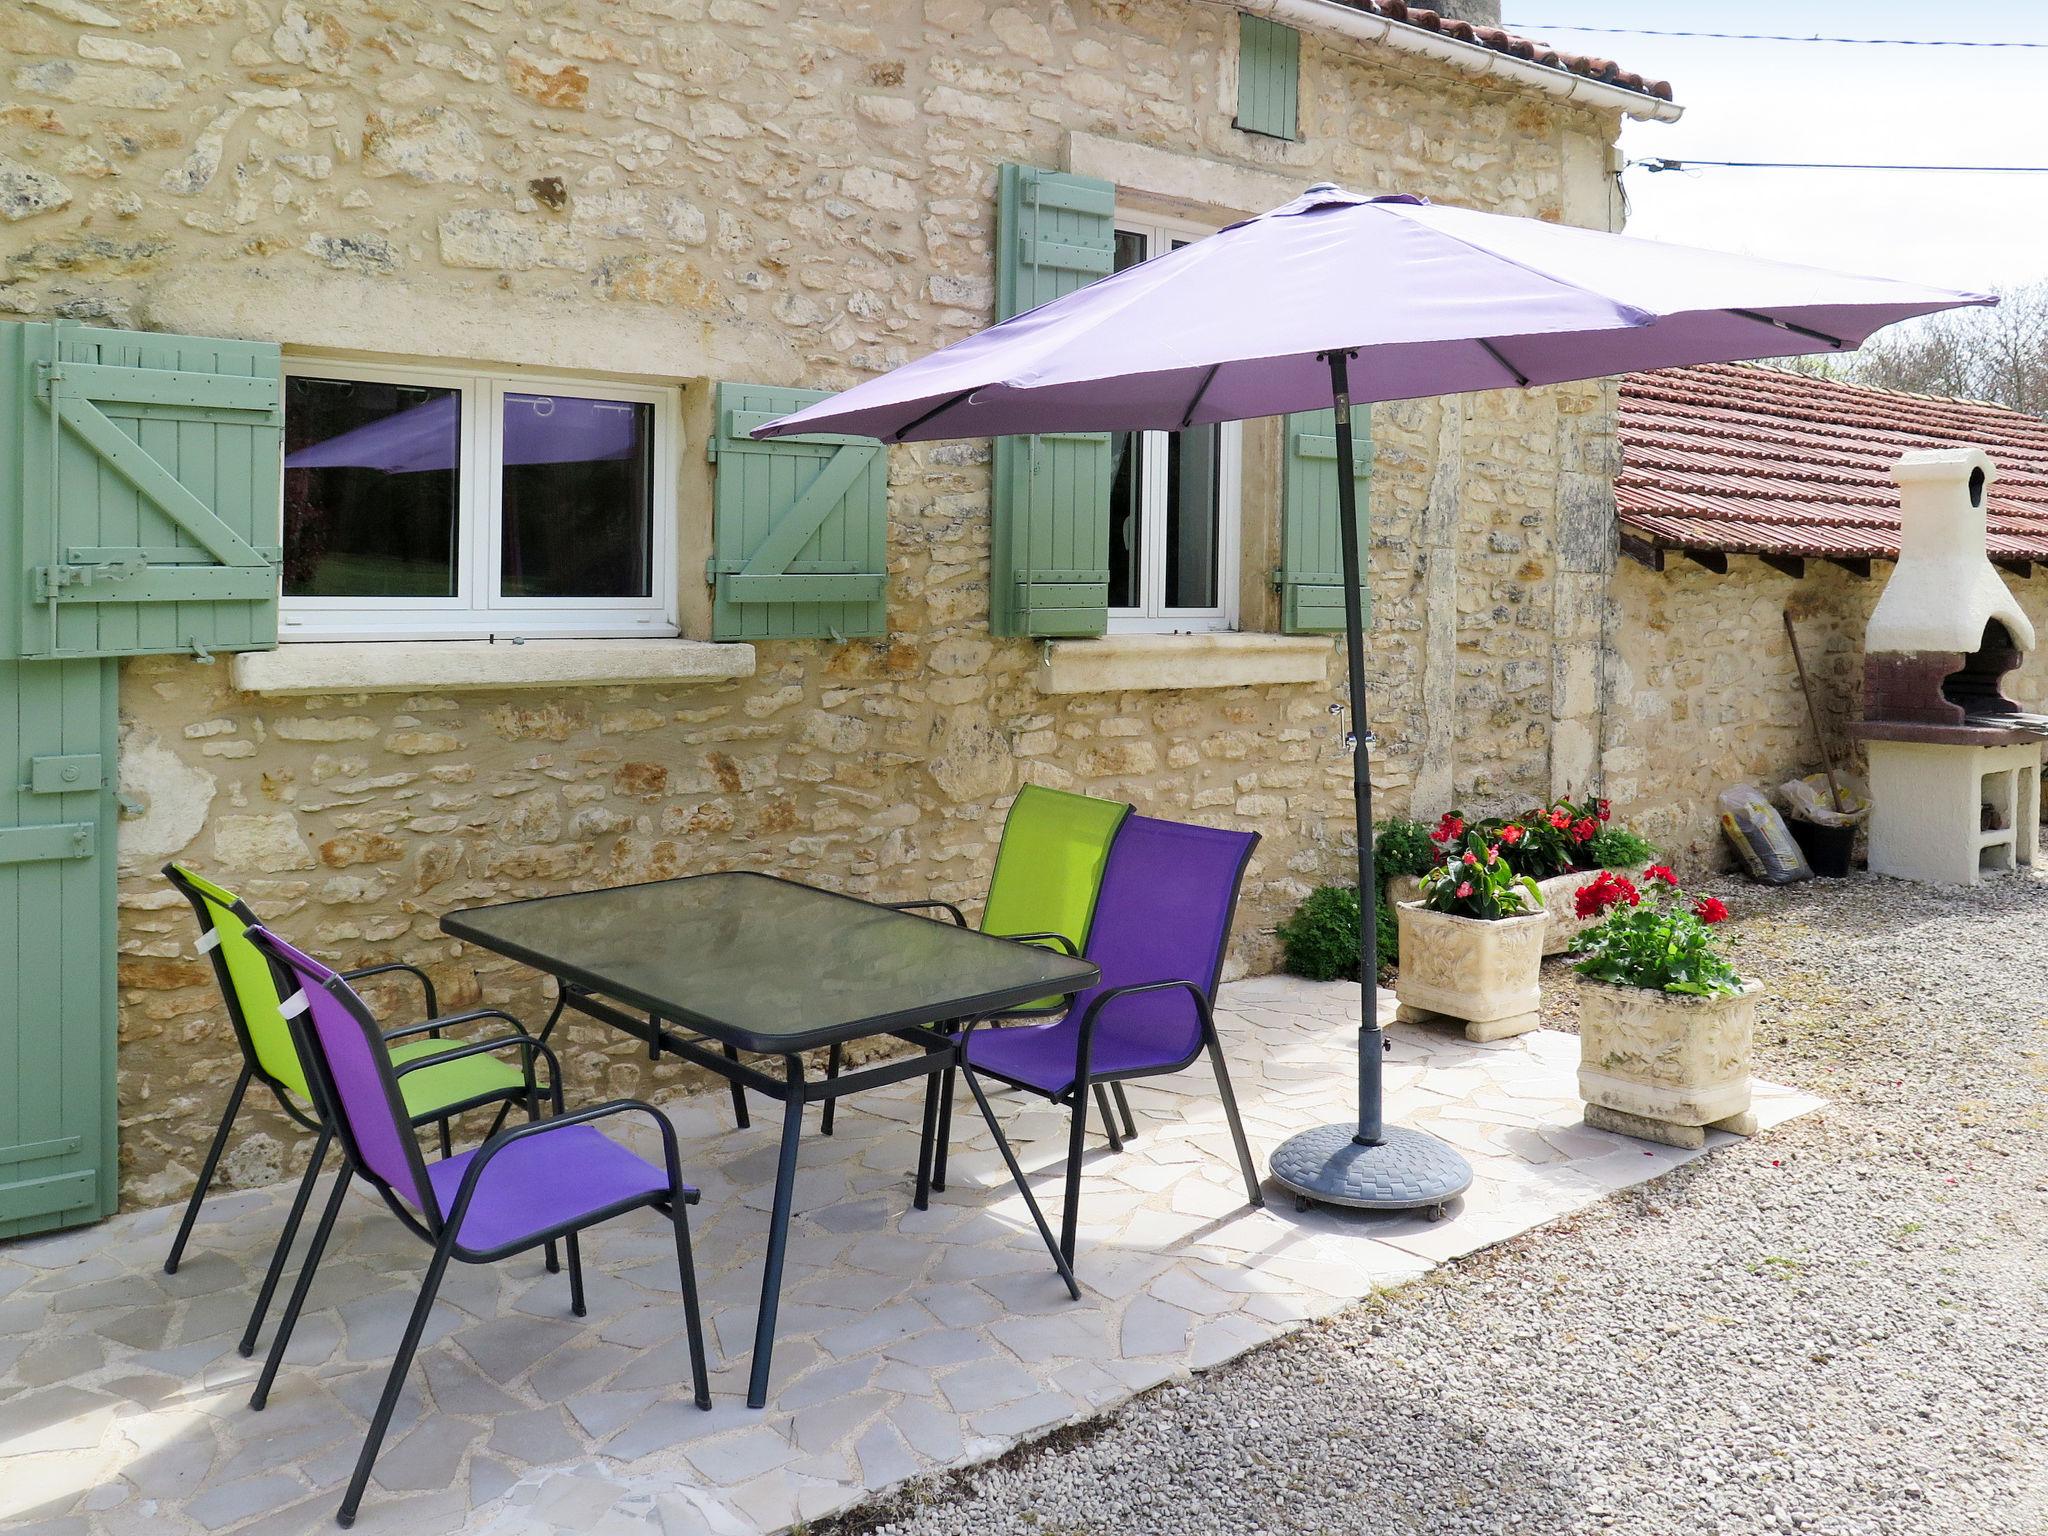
[{"left": 1268, "top": 1123, "right": 1473, "bottom": 1215}]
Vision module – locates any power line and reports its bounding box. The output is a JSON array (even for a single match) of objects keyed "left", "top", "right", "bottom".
[
  {"left": 1633, "top": 157, "right": 2048, "bottom": 175},
  {"left": 1513, "top": 24, "right": 2048, "bottom": 48}
]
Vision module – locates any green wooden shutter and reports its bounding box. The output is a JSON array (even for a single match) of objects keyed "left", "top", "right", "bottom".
[
  {"left": 1280, "top": 407, "right": 1373, "bottom": 633},
  {"left": 709, "top": 381, "right": 888, "bottom": 642},
  {"left": 0, "top": 655, "right": 117, "bottom": 1238},
  {"left": 990, "top": 164, "right": 1117, "bottom": 638},
  {"left": 5, "top": 319, "right": 282, "bottom": 662},
  {"left": 1236, "top": 14, "right": 1300, "bottom": 141}
]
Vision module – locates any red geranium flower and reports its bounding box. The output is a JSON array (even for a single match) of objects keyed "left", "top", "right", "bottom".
[
  {"left": 1549, "top": 808, "right": 1572, "bottom": 830},
  {"left": 1571, "top": 817, "right": 1598, "bottom": 843},
  {"left": 1499, "top": 823, "right": 1526, "bottom": 845},
  {"left": 1643, "top": 865, "right": 1678, "bottom": 887},
  {"left": 1574, "top": 870, "right": 1641, "bottom": 919},
  {"left": 1692, "top": 896, "right": 1730, "bottom": 925},
  {"left": 1432, "top": 812, "right": 1464, "bottom": 845},
  {"left": 1597, "top": 798, "right": 1612, "bottom": 822}
]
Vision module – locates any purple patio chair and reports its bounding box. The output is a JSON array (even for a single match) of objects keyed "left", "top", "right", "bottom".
[
  {"left": 932, "top": 814, "right": 1266, "bottom": 1263},
  {"left": 243, "top": 925, "right": 710, "bottom": 1528}
]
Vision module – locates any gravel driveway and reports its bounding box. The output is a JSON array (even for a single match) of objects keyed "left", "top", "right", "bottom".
[{"left": 827, "top": 870, "right": 2048, "bottom": 1536}]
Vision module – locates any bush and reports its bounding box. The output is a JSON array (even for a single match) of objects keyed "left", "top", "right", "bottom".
[
  {"left": 1585, "top": 826, "right": 1657, "bottom": 869},
  {"left": 1373, "top": 817, "right": 1439, "bottom": 881},
  {"left": 1278, "top": 884, "right": 1399, "bottom": 982}
]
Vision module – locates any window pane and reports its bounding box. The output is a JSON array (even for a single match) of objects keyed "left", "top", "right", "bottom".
[
  {"left": 282, "top": 376, "right": 459, "bottom": 597},
  {"left": 1108, "top": 430, "right": 1145, "bottom": 609},
  {"left": 1164, "top": 426, "right": 1221, "bottom": 610},
  {"left": 500, "top": 394, "right": 654, "bottom": 599}
]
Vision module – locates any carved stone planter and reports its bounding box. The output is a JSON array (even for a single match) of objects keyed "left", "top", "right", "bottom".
[
  {"left": 1393, "top": 901, "right": 1547, "bottom": 1042},
  {"left": 1538, "top": 865, "right": 1648, "bottom": 956},
  {"left": 1577, "top": 979, "right": 1761, "bottom": 1149}
]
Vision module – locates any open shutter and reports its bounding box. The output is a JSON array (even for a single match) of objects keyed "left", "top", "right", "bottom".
[
  {"left": 6, "top": 319, "right": 282, "bottom": 662},
  {"left": 990, "top": 164, "right": 1117, "bottom": 638},
  {"left": 709, "top": 381, "right": 888, "bottom": 642},
  {"left": 1280, "top": 407, "right": 1373, "bottom": 633},
  {"left": 1236, "top": 14, "right": 1301, "bottom": 141}
]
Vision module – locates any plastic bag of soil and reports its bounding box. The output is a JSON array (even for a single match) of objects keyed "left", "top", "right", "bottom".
[
  {"left": 1780, "top": 772, "right": 1870, "bottom": 828},
  {"left": 1719, "top": 782, "right": 1814, "bottom": 884}
]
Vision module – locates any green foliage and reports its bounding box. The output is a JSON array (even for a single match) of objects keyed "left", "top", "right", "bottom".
[
  {"left": 1571, "top": 872, "right": 1743, "bottom": 997},
  {"left": 1278, "top": 883, "right": 1399, "bottom": 983},
  {"left": 1372, "top": 818, "right": 1439, "bottom": 881},
  {"left": 1585, "top": 826, "right": 1657, "bottom": 870},
  {"left": 1418, "top": 844, "right": 1543, "bottom": 920}
]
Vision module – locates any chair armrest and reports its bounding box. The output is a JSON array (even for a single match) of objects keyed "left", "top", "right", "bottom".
[
  {"left": 881, "top": 899, "right": 970, "bottom": 928},
  {"left": 443, "top": 1099, "right": 695, "bottom": 1238},
  {"left": 381, "top": 1008, "right": 530, "bottom": 1045},
  {"left": 1074, "top": 979, "right": 1211, "bottom": 1072},
  {"left": 391, "top": 1032, "right": 562, "bottom": 1114},
  {"left": 340, "top": 961, "right": 439, "bottom": 1019},
  {"left": 989, "top": 929, "right": 1081, "bottom": 957}
]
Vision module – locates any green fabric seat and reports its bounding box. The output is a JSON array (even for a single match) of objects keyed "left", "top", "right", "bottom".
[{"left": 980, "top": 783, "right": 1133, "bottom": 957}]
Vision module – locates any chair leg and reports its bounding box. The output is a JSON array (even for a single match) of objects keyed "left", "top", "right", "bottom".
[
  {"left": 723, "top": 1043, "right": 750, "bottom": 1130},
  {"left": 239, "top": 1125, "right": 331, "bottom": 1358},
  {"left": 913, "top": 1062, "right": 942, "bottom": 1212},
  {"left": 1204, "top": 1023, "right": 1265, "bottom": 1210},
  {"left": 821, "top": 1041, "right": 843, "bottom": 1136},
  {"left": 1093, "top": 1084, "right": 1123, "bottom": 1153},
  {"left": 565, "top": 1233, "right": 586, "bottom": 1317},
  {"left": 252, "top": 1165, "right": 353, "bottom": 1411},
  {"left": 1112, "top": 1083, "right": 1138, "bottom": 1140},
  {"left": 436, "top": 1118, "right": 453, "bottom": 1160},
  {"left": 961, "top": 1066, "right": 1079, "bottom": 1301},
  {"left": 1060, "top": 1083, "right": 1091, "bottom": 1265},
  {"left": 164, "top": 1064, "right": 251, "bottom": 1275},
  {"left": 671, "top": 1208, "right": 712, "bottom": 1411},
  {"left": 338, "top": 1235, "right": 457, "bottom": 1528},
  {"left": 932, "top": 1065, "right": 956, "bottom": 1192}
]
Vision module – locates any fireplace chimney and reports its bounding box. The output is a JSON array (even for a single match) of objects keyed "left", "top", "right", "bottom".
[{"left": 1866, "top": 447, "right": 2034, "bottom": 656}]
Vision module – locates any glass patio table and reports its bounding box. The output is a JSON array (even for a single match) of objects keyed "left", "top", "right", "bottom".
[{"left": 442, "top": 872, "right": 1098, "bottom": 1406}]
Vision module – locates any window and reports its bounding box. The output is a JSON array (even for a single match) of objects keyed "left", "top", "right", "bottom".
[
  {"left": 280, "top": 360, "right": 679, "bottom": 640},
  {"left": 1107, "top": 219, "right": 1242, "bottom": 634}
]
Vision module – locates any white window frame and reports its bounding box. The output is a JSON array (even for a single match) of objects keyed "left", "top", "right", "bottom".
[
  {"left": 280, "top": 358, "right": 681, "bottom": 642},
  {"left": 1106, "top": 214, "right": 1243, "bottom": 637}
]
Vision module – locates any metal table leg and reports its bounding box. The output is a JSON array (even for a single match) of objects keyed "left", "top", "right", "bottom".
[{"left": 746, "top": 1054, "right": 807, "bottom": 1409}]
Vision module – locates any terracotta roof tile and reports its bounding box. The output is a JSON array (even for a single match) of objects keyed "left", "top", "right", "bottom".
[
  {"left": 1617, "top": 363, "right": 2048, "bottom": 566},
  {"left": 1332, "top": 2, "right": 1674, "bottom": 101}
]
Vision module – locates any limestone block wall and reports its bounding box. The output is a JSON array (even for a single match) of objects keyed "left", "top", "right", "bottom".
[
  {"left": 1606, "top": 556, "right": 2048, "bottom": 862},
  {"left": 0, "top": 0, "right": 1626, "bottom": 1206}
]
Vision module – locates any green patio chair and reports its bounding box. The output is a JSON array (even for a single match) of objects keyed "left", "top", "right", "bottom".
[
  {"left": 842, "top": 784, "right": 1133, "bottom": 1164},
  {"left": 161, "top": 864, "right": 548, "bottom": 1357}
]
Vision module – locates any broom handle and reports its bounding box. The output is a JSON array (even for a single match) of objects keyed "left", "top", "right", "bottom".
[{"left": 1783, "top": 610, "right": 1849, "bottom": 815}]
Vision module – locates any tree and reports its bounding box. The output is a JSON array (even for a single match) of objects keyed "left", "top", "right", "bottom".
[{"left": 1844, "top": 282, "right": 2048, "bottom": 418}]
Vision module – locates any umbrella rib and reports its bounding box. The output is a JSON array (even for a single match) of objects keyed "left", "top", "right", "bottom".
[
  {"left": 1178, "top": 365, "right": 1222, "bottom": 430},
  {"left": 888, "top": 388, "right": 978, "bottom": 443},
  {"left": 1476, "top": 339, "right": 1530, "bottom": 388},
  {"left": 1728, "top": 309, "right": 1846, "bottom": 350}
]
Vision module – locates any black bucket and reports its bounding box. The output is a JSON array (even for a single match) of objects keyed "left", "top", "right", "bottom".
[{"left": 1786, "top": 816, "right": 1857, "bottom": 878}]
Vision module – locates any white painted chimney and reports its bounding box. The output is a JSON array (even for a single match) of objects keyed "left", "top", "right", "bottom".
[{"left": 1864, "top": 447, "right": 2035, "bottom": 655}]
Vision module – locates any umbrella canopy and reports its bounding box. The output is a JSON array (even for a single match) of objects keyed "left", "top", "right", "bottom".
[
  {"left": 287, "top": 392, "right": 643, "bottom": 474},
  {"left": 751, "top": 184, "right": 1992, "bottom": 1215},
  {"left": 756, "top": 187, "right": 1990, "bottom": 443}
]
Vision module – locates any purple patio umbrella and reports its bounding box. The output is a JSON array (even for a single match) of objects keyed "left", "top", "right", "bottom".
[
  {"left": 287, "top": 392, "right": 643, "bottom": 474},
  {"left": 756, "top": 186, "right": 1992, "bottom": 1214}
]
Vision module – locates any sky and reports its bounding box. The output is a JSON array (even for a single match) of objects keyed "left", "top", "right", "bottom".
[{"left": 1500, "top": 1, "right": 2048, "bottom": 293}]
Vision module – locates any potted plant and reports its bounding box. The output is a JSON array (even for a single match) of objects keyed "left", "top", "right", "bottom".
[
  {"left": 1393, "top": 836, "right": 1548, "bottom": 1042},
  {"left": 1485, "top": 797, "right": 1654, "bottom": 956},
  {"left": 1570, "top": 867, "right": 1759, "bottom": 1148}
]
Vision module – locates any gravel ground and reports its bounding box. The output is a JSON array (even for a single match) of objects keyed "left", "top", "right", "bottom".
[{"left": 824, "top": 869, "right": 2048, "bottom": 1536}]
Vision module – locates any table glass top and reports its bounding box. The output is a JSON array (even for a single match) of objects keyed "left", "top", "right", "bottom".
[{"left": 441, "top": 873, "right": 1098, "bottom": 1051}]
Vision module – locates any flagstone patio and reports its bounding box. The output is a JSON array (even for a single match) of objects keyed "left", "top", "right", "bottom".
[{"left": 0, "top": 975, "right": 1818, "bottom": 1536}]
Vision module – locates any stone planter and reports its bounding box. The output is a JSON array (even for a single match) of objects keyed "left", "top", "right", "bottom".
[
  {"left": 1537, "top": 865, "right": 1648, "bottom": 956},
  {"left": 1392, "top": 900, "right": 1547, "bottom": 1042},
  {"left": 1576, "top": 979, "right": 1762, "bottom": 1149}
]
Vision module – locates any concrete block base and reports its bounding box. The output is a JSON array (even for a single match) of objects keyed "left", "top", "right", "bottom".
[
  {"left": 1584, "top": 1102, "right": 1759, "bottom": 1149},
  {"left": 1396, "top": 1002, "right": 1541, "bottom": 1043}
]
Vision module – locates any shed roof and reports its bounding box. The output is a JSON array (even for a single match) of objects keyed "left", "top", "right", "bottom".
[{"left": 1616, "top": 363, "right": 2048, "bottom": 570}]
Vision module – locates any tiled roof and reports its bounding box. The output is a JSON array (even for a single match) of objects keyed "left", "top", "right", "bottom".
[
  {"left": 1617, "top": 363, "right": 2048, "bottom": 567},
  {"left": 1333, "top": 2, "right": 1674, "bottom": 101}
]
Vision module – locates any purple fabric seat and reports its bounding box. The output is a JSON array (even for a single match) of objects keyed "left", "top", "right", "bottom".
[
  {"left": 425, "top": 1124, "right": 682, "bottom": 1254},
  {"left": 242, "top": 925, "right": 711, "bottom": 1528},
  {"left": 938, "top": 814, "right": 1267, "bottom": 1263}
]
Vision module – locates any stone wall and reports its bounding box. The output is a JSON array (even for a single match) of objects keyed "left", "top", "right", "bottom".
[
  {"left": 0, "top": 0, "right": 1626, "bottom": 1206},
  {"left": 1606, "top": 556, "right": 2048, "bottom": 862}
]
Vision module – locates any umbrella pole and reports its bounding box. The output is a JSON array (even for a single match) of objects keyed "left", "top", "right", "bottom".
[
  {"left": 1326, "top": 350, "right": 1382, "bottom": 1147},
  {"left": 1263, "top": 352, "right": 1474, "bottom": 1216}
]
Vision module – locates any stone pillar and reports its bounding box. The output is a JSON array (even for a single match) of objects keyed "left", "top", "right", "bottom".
[
  {"left": 1549, "top": 383, "right": 1618, "bottom": 801},
  {"left": 1414, "top": 395, "right": 1462, "bottom": 815}
]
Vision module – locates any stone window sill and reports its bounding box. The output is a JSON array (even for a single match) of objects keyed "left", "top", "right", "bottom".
[
  {"left": 229, "top": 639, "right": 757, "bottom": 697},
  {"left": 1036, "top": 633, "right": 1332, "bottom": 695}
]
